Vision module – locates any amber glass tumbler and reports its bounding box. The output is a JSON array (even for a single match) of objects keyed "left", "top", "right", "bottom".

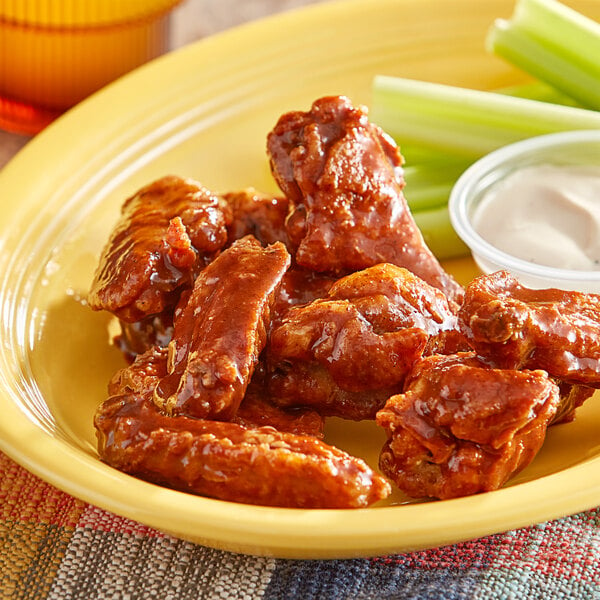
[{"left": 0, "top": 0, "right": 182, "bottom": 134}]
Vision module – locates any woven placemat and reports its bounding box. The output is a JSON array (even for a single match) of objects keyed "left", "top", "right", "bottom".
[{"left": 2, "top": 450, "right": 599, "bottom": 600}]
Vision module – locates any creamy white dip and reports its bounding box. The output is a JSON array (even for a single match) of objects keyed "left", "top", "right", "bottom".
[{"left": 472, "top": 164, "right": 600, "bottom": 271}]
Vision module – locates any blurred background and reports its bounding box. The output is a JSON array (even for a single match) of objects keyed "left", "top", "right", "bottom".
[
  {"left": 0, "top": 0, "right": 329, "bottom": 168},
  {"left": 172, "top": 0, "right": 326, "bottom": 44}
]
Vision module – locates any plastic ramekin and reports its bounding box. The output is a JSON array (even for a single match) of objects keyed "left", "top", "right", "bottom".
[{"left": 449, "top": 129, "right": 600, "bottom": 293}]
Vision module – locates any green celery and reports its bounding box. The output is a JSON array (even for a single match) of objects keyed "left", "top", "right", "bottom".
[
  {"left": 497, "top": 81, "right": 579, "bottom": 107},
  {"left": 398, "top": 81, "right": 578, "bottom": 164},
  {"left": 395, "top": 81, "right": 576, "bottom": 213},
  {"left": 487, "top": 0, "right": 600, "bottom": 109},
  {"left": 403, "top": 159, "right": 470, "bottom": 212},
  {"left": 397, "top": 144, "right": 451, "bottom": 165},
  {"left": 371, "top": 75, "right": 600, "bottom": 158},
  {"left": 412, "top": 206, "right": 468, "bottom": 260}
]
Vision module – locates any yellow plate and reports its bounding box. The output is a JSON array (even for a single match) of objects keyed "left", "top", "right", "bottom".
[{"left": 1, "top": 0, "right": 599, "bottom": 559}]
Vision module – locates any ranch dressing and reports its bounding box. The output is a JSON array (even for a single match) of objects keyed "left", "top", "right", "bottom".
[{"left": 473, "top": 164, "right": 600, "bottom": 271}]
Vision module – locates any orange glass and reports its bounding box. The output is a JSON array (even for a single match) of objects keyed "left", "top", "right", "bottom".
[{"left": 0, "top": 0, "right": 182, "bottom": 134}]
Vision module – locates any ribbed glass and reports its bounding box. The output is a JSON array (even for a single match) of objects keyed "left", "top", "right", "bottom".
[
  {"left": 0, "top": 0, "right": 182, "bottom": 27},
  {"left": 0, "top": 0, "right": 182, "bottom": 134}
]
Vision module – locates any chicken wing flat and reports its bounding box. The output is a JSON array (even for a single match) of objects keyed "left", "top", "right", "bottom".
[
  {"left": 552, "top": 381, "right": 595, "bottom": 425},
  {"left": 376, "top": 353, "right": 559, "bottom": 499},
  {"left": 153, "top": 236, "right": 291, "bottom": 421},
  {"left": 266, "top": 95, "right": 463, "bottom": 304},
  {"left": 222, "top": 188, "right": 291, "bottom": 249},
  {"left": 96, "top": 394, "right": 390, "bottom": 508},
  {"left": 267, "top": 264, "right": 460, "bottom": 420},
  {"left": 233, "top": 381, "right": 325, "bottom": 438},
  {"left": 459, "top": 270, "right": 600, "bottom": 386},
  {"left": 96, "top": 349, "right": 390, "bottom": 508},
  {"left": 271, "top": 267, "right": 336, "bottom": 327},
  {"left": 89, "top": 175, "right": 231, "bottom": 322},
  {"left": 113, "top": 312, "right": 175, "bottom": 362}
]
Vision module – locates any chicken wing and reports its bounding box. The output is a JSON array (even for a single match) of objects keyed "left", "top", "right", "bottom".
[
  {"left": 266, "top": 95, "right": 463, "bottom": 304},
  {"left": 267, "top": 263, "right": 461, "bottom": 420},
  {"left": 376, "top": 353, "right": 559, "bottom": 499},
  {"left": 96, "top": 347, "right": 390, "bottom": 508},
  {"left": 89, "top": 175, "right": 231, "bottom": 322},
  {"left": 459, "top": 270, "right": 600, "bottom": 386},
  {"left": 153, "top": 236, "right": 291, "bottom": 420}
]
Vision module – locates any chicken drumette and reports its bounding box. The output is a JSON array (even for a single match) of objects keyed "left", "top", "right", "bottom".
[{"left": 267, "top": 95, "right": 464, "bottom": 304}]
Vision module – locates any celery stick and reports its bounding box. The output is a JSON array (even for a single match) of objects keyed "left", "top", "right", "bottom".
[
  {"left": 413, "top": 206, "right": 469, "bottom": 260},
  {"left": 510, "top": 0, "right": 600, "bottom": 65},
  {"left": 398, "top": 82, "right": 578, "bottom": 164},
  {"left": 488, "top": 19, "right": 600, "bottom": 108},
  {"left": 396, "top": 81, "right": 578, "bottom": 164},
  {"left": 487, "top": 0, "right": 600, "bottom": 110},
  {"left": 398, "top": 145, "right": 451, "bottom": 165},
  {"left": 487, "top": 0, "right": 600, "bottom": 109},
  {"left": 403, "top": 160, "right": 470, "bottom": 212},
  {"left": 497, "top": 81, "right": 579, "bottom": 107},
  {"left": 371, "top": 75, "right": 600, "bottom": 158},
  {"left": 405, "top": 178, "right": 454, "bottom": 213}
]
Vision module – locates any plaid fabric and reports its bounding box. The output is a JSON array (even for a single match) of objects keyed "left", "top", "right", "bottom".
[{"left": 1, "top": 450, "right": 599, "bottom": 600}]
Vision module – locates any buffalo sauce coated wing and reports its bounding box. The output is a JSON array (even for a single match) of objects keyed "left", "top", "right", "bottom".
[
  {"left": 266, "top": 95, "right": 464, "bottom": 304},
  {"left": 222, "top": 188, "right": 291, "bottom": 249},
  {"left": 114, "top": 312, "right": 175, "bottom": 363},
  {"left": 95, "top": 349, "right": 390, "bottom": 508},
  {"left": 459, "top": 270, "right": 600, "bottom": 385},
  {"left": 109, "top": 347, "right": 324, "bottom": 438},
  {"left": 153, "top": 236, "right": 291, "bottom": 421},
  {"left": 96, "top": 395, "right": 391, "bottom": 508},
  {"left": 233, "top": 383, "right": 325, "bottom": 438},
  {"left": 376, "top": 353, "right": 560, "bottom": 499},
  {"left": 552, "top": 381, "right": 595, "bottom": 425},
  {"left": 89, "top": 175, "right": 231, "bottom": 322},
  {"left": 266, "top": 264, "right": 461, "bottom": 420}
]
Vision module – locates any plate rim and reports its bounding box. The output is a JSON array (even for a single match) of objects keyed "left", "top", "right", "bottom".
[{"left": 1, "top": 0, "right": 599, "bottom": 559}]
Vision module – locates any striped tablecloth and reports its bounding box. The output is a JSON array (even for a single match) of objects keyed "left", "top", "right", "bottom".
[{"left": 2, "top": 449, "right": 599, "bottom": 599}]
